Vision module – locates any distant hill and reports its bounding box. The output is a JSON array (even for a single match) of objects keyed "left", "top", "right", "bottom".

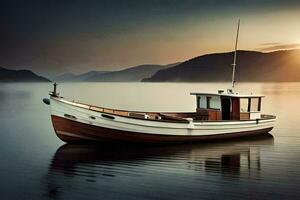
[
  {"left": 0, "top": 67, "right": 50, "bottom": 82},
  {"left": 86, "top": 63, "right": 180, "bottom": 82},
  {"left": 52, "top": 73, "right": 76, "bottom": 82},
  {"left": 143, "top": 50, "right": 300, "bottom": 82},
  {"left": 53, "top": 71, "right": 110, "bottom": 82}
]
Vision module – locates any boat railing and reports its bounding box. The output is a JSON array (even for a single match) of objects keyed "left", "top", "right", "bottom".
[{"left": 55, "top": 97, "right": 275, "bottom": 122}]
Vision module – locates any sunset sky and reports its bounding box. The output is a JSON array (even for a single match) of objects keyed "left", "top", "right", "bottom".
[{"left": 1, "top": 0, "right": 300, "bottom": 76}]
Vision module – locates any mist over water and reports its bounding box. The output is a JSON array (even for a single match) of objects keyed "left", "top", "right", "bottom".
[{"left": 0, "top": 82, "right": 300, "bottom": 199}]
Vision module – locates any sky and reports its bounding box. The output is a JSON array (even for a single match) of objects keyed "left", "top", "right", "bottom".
[{"left": 1, "top": 0, "right": 300, "bottom": 76}]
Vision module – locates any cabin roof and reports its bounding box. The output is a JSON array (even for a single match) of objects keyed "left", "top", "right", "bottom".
[{"left": 190, "top": 92, "right": 264, "bottom": 98}]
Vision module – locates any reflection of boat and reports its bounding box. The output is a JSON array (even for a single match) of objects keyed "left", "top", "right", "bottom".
[
  {"left": 44, "top": 134, "right": 273, "bottom": 199},
  {"left": 45, "top": 135, "right": 274, "bottom": 198},
  {"left": 43, "top": 22, "right": 276, "bottom": 143},
  {"left": 49, "top": 134, "right": 274, "bottom": 174}
]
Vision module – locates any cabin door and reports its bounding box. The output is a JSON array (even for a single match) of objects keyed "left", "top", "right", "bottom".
[{"left": 221, "top": 97, "right": 231, "bottom": 120}]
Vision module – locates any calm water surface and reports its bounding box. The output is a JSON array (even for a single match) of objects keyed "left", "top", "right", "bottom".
[{"left": 0, "top": 82, "right": 300, "bottom": 200}]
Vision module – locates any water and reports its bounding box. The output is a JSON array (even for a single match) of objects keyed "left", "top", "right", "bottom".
[{"left": 0, "top": 82, "right": 300, "bottom": 200}]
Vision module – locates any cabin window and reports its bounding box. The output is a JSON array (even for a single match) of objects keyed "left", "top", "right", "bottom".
[
  {"left": 258, "top": 98, "right": 262, "bottom": 111},
  {"left": 206, "top": 96, "right": 212, "bottom": 109},
  {"left": 250, "top": 98, "right": 260, "bottom": 112},
  {"left": 197, "top": 96, "right": 201, "bottom": 108},
  {"left": 196, "top": 95, "right": 221, "bottom": 109},
  {"left": 240, "top": 98, "right": 249, "bottom": 112}
]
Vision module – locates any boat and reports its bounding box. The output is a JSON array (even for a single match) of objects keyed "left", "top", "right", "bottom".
[{"left": 43, "top": 20, "right": 276, "bottom": 143}]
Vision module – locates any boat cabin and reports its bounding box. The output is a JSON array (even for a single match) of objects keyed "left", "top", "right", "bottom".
[{"left": 190, "top": 90, "right": 263, "bottom": 121}]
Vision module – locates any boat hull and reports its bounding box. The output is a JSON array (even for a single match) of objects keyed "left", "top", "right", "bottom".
[
  {"left": 49, "top": 97, "right": 275, "bottom": 143},
  {"left": 51, "top": 115, "right": 273, "bottom": 143}
]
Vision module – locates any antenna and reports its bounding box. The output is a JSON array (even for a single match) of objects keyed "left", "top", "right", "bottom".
[{"left": 231, "top": 19, "right": 240, "bottom": 89}]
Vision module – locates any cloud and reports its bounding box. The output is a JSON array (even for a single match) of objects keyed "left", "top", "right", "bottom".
[{"left": 258, "top": 43, "right": 300, "bottom": 52}]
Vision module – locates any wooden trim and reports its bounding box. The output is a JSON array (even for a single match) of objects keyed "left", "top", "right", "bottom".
[
  {"left": 159, "top": 113, "right": 189, "bottom": 121},
  {"left": 231, "top": 97, "right": 240, "bottom": 120},
  {"left": 240, "top": 112, "right": 250, "bottom": 120}
]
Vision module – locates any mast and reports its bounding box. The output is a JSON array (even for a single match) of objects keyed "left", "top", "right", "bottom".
[{"left": 231, "top": 19, "right": 240, "bottom": 89}]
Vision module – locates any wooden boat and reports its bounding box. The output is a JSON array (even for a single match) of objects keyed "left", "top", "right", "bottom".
[
  {"left": 43, "top": 86, "right": 275, "bottom": 143},
  {"left": 43, "top": 21, "right": 276, "bottom": 143}
]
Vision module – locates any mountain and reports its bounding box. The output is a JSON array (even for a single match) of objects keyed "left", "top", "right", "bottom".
[
  {"left": 143, "top": 50, "right": 300, "bottom": 82},
  {"left": 75, "top": 71, "right": 110, "bottom": 81},
  {"left": 53, "top": 71, "right": 110, "bottom": 82},
  {"left": 86, "top": 63, "right": 180, "bottom": 82},
  {"left": 0, "top": 67, "right": 50, "bottom": 82},
  {"left": 52, "top": 73, "right": 76, "bottom": 82}
]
